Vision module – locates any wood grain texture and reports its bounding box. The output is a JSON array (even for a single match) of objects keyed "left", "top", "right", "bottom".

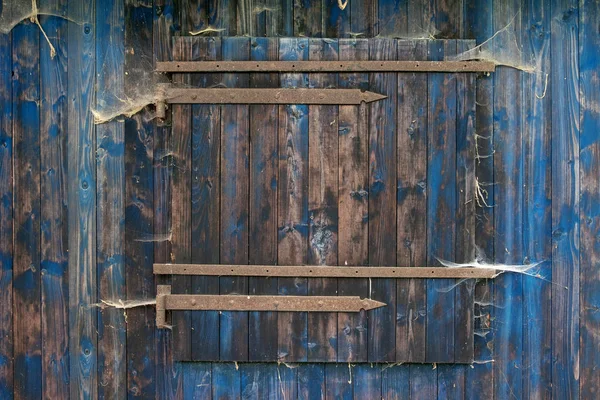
[
  {"left": 39, "top": 1, "right": 69, "bottom": 398},
  {"left": 208, "top": 0, "right": 237, "bottom": 35},
  {"left": 396, "top": 39, "right": 427, "bottom": 364},
  {"left": 324, "top": 0, "right": 349, "bottom": 37},
  {"left": 551, "top": 0, "right": 580, "bottom": 399},
  {"left": 12, "top": 18, "right": 42, "bottom": 400},
  {"left": 493, "top": 1, "right": 524, "bottom": 397},
  {"left": 212, "top": 363, "right": 241, "bottom": 399},
  {"left": 325, "top": 364, "right": 352, "bottom": 399},
  {"left": 377, "top": 0, "right": 407, "bottom": 37},
  {"left": 307, "top": 38, "right": 339, "bottom": 362},
  {"left": 95, "top": 0, "right": 125, "bottom": 397},
  {"left": 350, "top": 0, "right": 375, "bottom": 36},
  {"left": 180, "top": 0, "right": 208, "bottom": 33},
  {"left": 337, "top": 38, "right": 369, "bottom": 363},
  {"left": 353, "top": 364, "right": 381, "bottom": 399},
  {"left": 190, "top": 36, "right": 222, "bottom": 362},
  {"left": 297, "top": 364, "right": 324, "bottom": 399},
  {"left": 0, "top": 29, "right": 13, "bottom": 400},
  {"left": 381, "top": 364, "right": 409, "bottom": 400},
  {"left": 171, "top": 37, "right": 193, "bottom": 363},
  {"left": 521, "top": 0, "right": 553, "bottom": 398},
  {"left": 124, "top": 0, "right": 156, "bottom": 396},
  {"left": 409, "top": 364, "right": 436, "bottom": 400},
  {"left": 293, "top": 0, "right": 322, "bottom": 36},
  {"left": 579, "top": 0, "right": 600, "bottom": 397},
  {"left": 431, "top": 0, "right": 464, "bottom": 38},
  {"left": 248, "top": 37, "right": 279, "bottom": 361},
  {"left": 367, "top": 37, "right": 397, "bottom": 363},
  {"left": 182, "top": 363, "right": 211, "bottom": 400},
  {"left": 278, "top": 37, "right": 310, "bottom": 363},
  {"left": 219, "top": 37, "right": 251, "bottom": 361},
  {"left": 426, "top": 39, "right": 456, "bottom": 364},
  {"left": 67, "top": 0, "right": 97, "bottom": 396}
]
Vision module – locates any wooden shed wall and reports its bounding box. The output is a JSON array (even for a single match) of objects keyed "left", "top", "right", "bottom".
[{"left": 0, "top": 0, "right": 594, "bottom": 399}]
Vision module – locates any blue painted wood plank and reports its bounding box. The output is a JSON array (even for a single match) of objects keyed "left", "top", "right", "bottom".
[
  {"left": 350, "top": 0, "right": 375, "bottom": 36},
  {"left": 191, "top": 36, "right": 222, "bottom": 362},
  {"left": 579, "top": 0, "right": 600, "bottom": 397},
  {"left": 409, "top": 364, "right": 436, "bottom": 400},
  {"left": 492, "top": 1, "right": 524, "bottom": 397},
  {"left": 437, "top": 365, "right": 466, "bottom": 399},
  {"left": 464, "top": 0, "right": 495, "bottom": 396},
  {"left": 337, "top": 38, "right": 369, "bottom": 363},
  {"left": 12, "top": 16, "right": 42, "bottom": 400},
  {"left": 381, "top": 364, "right": 409, "bottom": 400},
  {"left": 426, "top": 39, "right": 457, "bottom": 364},
  {"left": 95, "top": 0, "right": 125, "bottom": 397},
  {"left": 213, "top": 363, "right": 241, "bottom": 399},
  {"left": 368, "top": 37, "right": 397, "bottom": 363},
  {"left": 352, "top": 364, "right": 381, "bottom": 399},
  {"left": 521, "top": 0, "right": 553, "bottom": 398},
  {"left": 431, "top": 0, "right": 464, "bottom": 38},
  {"left": 298, "top": 364, "right": 324, "bottom": 400},
  {"left": 377, "top": 0, "right": 407, "bottom": 37},
  {"left": 278, "top": 37, "right": 309, "bottom": 363},
  {"left": 153, "top": 1, "right": 181, "bottom": 398},
  {"left": 324, "top": 0, "right": 350, "bottom": 37},
  {"left": 248, "top": 37, "right": 279, "bottom": 362},
  {"left": 240, "top": 363, "right": 280, "bottom": 399},
  {"left": 307, "top": 38, "right": 339, "bottom": 362},
  {"left": 324, "top": 364, "right": 352, "bottom": 400},
  {"left": 396, "top": 39, "right": 427, "bottom": 364},
  {"left": 0, "top": 27, "right": 13, "bottom": 400},
  {"left": 278, "top": 364, "right": 298, "bottom": 398},
  {"left": 67, "top": 0, "right": 97, "bottom": 396},
  {"left": 220, "top": 36, "right": 251, "bottom": 362},
  {"left": 551, "top": 0, "right": 580, "bottom": 399},
  {"left": 182, "top": 363, "right": 211, "bottom": 400}
]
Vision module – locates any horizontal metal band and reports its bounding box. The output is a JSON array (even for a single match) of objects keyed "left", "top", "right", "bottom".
[
  {"left": 153, "top": 264, "right": 497, "bottom": 279},
  {"left": 156, "top": 60, "right": 495, "bottom": 73},
  {"left": 164, "top": 88, "right": 386, "bottom": 105}
]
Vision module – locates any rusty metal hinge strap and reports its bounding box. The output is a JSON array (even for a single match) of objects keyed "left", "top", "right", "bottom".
[
  {"left": 153, "top": 264, "right": 497, "bottom": 279},
  {"left": 156, "top": 60, "right": 495, "bottom": 73}
]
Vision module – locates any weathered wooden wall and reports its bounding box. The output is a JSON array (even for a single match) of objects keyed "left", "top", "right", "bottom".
[{"left": 0, "top": 0, "right": 593, "bottom": 398}]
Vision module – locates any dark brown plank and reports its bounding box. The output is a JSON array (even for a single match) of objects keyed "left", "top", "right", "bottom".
[
  {"left": 40, "top": 2, "right": 70, "bottom": 398},
  {"left": 248, "top": 37, "right": 279, "bottom": 361},
  {"left": 367, "top": 37, "right": 397, "bottom": 362},
  {"left": 190, "top": 36, "right": 222, "bottom": 362},
  {"left": 337, "top": 38, "right": 369, "bottom": 363},
  {"left": 278, "top": 37, "right": 309, "bottom": 363},
  {"left": 171, "top": 38, "right": 193, "bottom": 362},
  {"left": 294, "top": 0, "right": 322, "bottom": 36},
  {"left": 395, "top": 39, "right": 428, "bottom": 364},
  {"left": 307, "top": 38, "right": 339, "bottom": 362},
  {"left": 219, "top": 37, "right": 251, "bottom": 361}
]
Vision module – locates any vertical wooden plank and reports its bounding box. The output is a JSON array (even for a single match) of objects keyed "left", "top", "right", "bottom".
[
  {"left": 431, "top": 0, "right": 463, "bottom": 38},
  {"left": 95, "top": 0, "right": 125, "bottom": 397},
  {"left": 278, "top": 37, "right": 309, "bottom": 363},
  {"left": 324, "top": 0, "right": 350, "bottom": 37},
  {"left": 437, "top": 365, "right": 465, "bottom": 399},
  {"left": 407, "top": 0, "right": 432, "bottom": 38},
  {"left": 13, "top": 18, "right": 42, "bottom": 400},
  {"left": 464, "top": 0, "right": 495, "bottom": 396},
  {"left": 337, "top": 38, "right": 369, "bottom": 363},
  {"left": 381, "top": 364, "right": 409, "bottom": 400},
  {"left": 182, "top": 363, "right": 211, "bottom": 400},
  {"left": 240, "top": 363, "right": 280, "bottom": 399},
  {"left": 279, "top": 364, "right": 299, "bottom": 399},
  {"left": 248, "top": 37, "right": 279, "bottom": 362},
  {"left": 0, "top": 28, "right": 12, "bottom": 400},
  {"left": 493, "top": 1, "right": 524, "bottom": 397},
  {"left": 377, "top": 0, "right": 407, "bottom": 37},
  {"left": 124, "top": 0, "right": 156, "bottom": 394},
  {"left": 425, "top": 39, "right": 457, "bottom": 364},
  {"left": 352, "top": 364, "right": 381, "bottom": 399},
  {"left": 171, "top": 37, "right": 193, "bottom": 364},
  {"left": 324, "top": 364, "right": 352, "bottom": 400},
  {"left": 208, "top": 0, "right": 237, "bottom": 35},
  {"left": 350, "top": 0, "right": 376, "bottom": 36},
  {"left": 39, "top": 1, "right": 69, "bottom": 398},
  {"left": 153, "top": 1, "right": 180, "bottom": 398},
  {"left": 521, "top": 0, "right": 553, "bottom": 398},
  {"left": 454, "top": 40, "right": 476, "bottom": 364},
  {"left": 307, "top": 38, "right": 339, "bottom": 363},
  {"left": 579, "top": 0, "right": 600, "bottom": 397},
  {"left": 212, "top": 363, "right": 241, "bottom": 399},
  {"left": 68, "top": 0, "right": 97, "bottom": 396},
  {"left": 551, "top": 0, "right": 580, "bottom": 399},
  {"left": 297, "top": 364, "right": 324, "bottom": 400},
  {"left": 219, "top": 37, "right": 251, "bottom": 362},
  {"left": 294, "top": 0, "right": 322, "bottom": 36},
  {"left": 368, "top": 37, "right": 397, "bottom": 363},
  {"left": 395, "top": 39, "right": 427, "bottom": 364},
  {"left": 409, "top": 364, "right": 436, "bottom": 400},
  {"left": 180, "top": 0, "right": 209, "bottom": 33},
  {"left": 190, "top": 36, "right": 222, "bottom": 362}
]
